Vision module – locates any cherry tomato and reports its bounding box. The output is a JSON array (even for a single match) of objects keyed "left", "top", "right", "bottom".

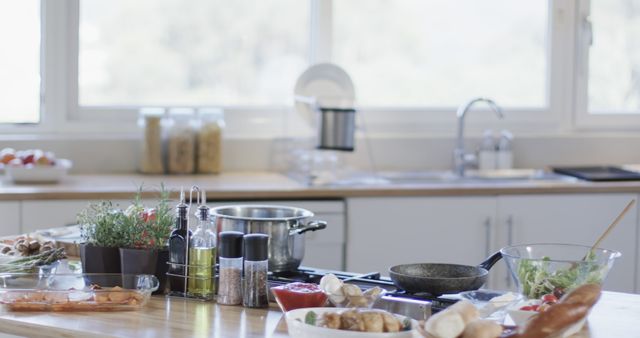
[
  {"left": 142, "top": 208, "right": 157, "bottom": 222},
  {"left": 531, "top": 304, "right": 540, "bottom": 311},
  {"left": 541, "top": 294, "right": 558, "bottom": 303},
  {"left": 520, "top": 305, "right": 535, "bottom": 311}
]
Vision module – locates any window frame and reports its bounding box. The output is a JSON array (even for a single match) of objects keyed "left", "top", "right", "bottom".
[
  {"left": 5, "top": 0, "right": 629, "bottom": 137},
  {"left": 573, "top": 0, "right": 640, "bottom": 130}
]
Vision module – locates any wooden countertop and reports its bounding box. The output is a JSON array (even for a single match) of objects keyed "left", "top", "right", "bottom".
[
  {"left": 3, "top": 172, "right": 640, "bottom": 201},
  {"left": 0, "top": 291, "right": 637, "bottom": 337}
]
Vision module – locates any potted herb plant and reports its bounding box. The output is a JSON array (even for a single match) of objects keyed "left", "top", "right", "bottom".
[
  {"left": 118, "top": 189, "right": 174, "bottom": 294},
  {"left": 77, "top": 200, "right": 127, "bottom": 274}
]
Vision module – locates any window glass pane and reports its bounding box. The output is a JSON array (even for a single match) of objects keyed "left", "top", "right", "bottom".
[
  {"left": 79, "top": 0, "right": 309, "bottom": 107},
  {"left": 0, "top": 1, "right": 40, "bottom": 123},
  {"left": 589, "top": 0, "right": 640, "bottom": 113},
  {"left": 333, "top": 0, "right": 548, "bottom": 108}
]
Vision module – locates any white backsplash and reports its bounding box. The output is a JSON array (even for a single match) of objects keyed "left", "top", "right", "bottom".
[{"left": 2, "top": 133, "right": 640, "bottom": 174}]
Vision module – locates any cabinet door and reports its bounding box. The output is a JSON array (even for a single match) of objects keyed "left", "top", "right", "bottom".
[
  {"left": 346, "top": 197, "right": 496, "bottom": 275},
  {"left": 0, "top": 202, "right": 20, "bottom": 236},
  {"left": 21, "top": 200, "right": 130, "bottom": 233},
  {"left": 497, "top": 194, "right": 638, "bottom": 293}
]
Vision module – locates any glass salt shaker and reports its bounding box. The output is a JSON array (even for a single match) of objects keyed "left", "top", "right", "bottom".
[
  {"left": 242, "top": 233, "right": 269, "bottom": 308},
  {"left": 218, "top": 231, "right": 244, "bottom": 305}
]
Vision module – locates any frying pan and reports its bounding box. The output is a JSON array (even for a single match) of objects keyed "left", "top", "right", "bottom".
[{"left": 388, "top": 251, "right": 502, "bottom": 296}]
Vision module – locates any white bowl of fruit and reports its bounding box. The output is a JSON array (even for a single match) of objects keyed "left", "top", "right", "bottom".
[{"left": 1, "top": 148, "right": 72, "bottom": 183}]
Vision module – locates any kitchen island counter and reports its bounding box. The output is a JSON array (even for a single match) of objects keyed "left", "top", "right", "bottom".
[
  {"left": 3, "top": 172, "right": 640, "bottom": 201},
  {"left": 0, "top": 291, "right": 638, "bottom": 337}
]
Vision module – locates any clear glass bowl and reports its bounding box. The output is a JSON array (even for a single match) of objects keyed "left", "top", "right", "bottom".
[{"left": 500, "top": 243, "right": 620, "bottom": 300}]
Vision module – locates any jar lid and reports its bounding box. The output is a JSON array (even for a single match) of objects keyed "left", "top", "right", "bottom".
[
  {"left": 219, "top": 231, "right": 244, "bottom": 258},
  {"left": 139, "top": 107, "right": 165, "bottom": 116},
  {"left": 168, "top": 107, "right": 195, "bottom": 117},
  {"left": 198, "top": 107, "right": 224, "bottom": 118},
  {"left": 243, "top": 233, "right": 269, "bottom": 261}
]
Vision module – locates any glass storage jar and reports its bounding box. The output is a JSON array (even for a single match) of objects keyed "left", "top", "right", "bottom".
[
  {"left": 138, "top": 107, "right": 165, "bottom": 174},
  {"left": 166, "top": 108, "right": 196, "bottom": 174},
  {"left": 196, "top": 108, "right": 224, "bottom": 174}
]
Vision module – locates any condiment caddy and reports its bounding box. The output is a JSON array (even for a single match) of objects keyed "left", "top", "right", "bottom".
[
  {"left": 167, "top": 186, "right": 216, "bottom": 300},
  {"left": 165, "top": 186, "right": 275, "bottom": 309}
]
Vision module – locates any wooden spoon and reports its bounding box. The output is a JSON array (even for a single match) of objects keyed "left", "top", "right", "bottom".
[{"left": 584, "top": 199, "right": 636, "bottom": 260}]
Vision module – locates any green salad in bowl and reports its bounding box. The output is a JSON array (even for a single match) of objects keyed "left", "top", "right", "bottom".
[{"left": 500, "top": 244, "right": 620, "bottom": 299}]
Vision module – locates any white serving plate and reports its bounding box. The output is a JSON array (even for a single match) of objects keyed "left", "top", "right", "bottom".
[
  {"left": 285, "top": 307, "right": 418, "bottom": 338},
  {"left": 4, "top": 159, "right": 72, "bottom": 183}
]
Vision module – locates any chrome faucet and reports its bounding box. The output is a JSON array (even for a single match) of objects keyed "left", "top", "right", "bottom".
[{"left": 454, "top": 97, "right": 504, "bottom": 177}]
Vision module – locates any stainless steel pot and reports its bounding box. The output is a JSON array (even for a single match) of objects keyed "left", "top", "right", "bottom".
[{"left": 210, "top": 205, "right": 327, "bottom": 272}]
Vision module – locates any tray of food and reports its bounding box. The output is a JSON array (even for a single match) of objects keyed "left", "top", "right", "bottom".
[
  {"left": 1, "top": 148, "right": 72, "bottom": 183},
  {"left": 0, "top": 273, "right": 158, "bottom": 311}
]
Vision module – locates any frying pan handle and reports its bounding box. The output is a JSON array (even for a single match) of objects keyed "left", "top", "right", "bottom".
[{"left": 478, "top": 251, "right": 502, "bottom": 270}]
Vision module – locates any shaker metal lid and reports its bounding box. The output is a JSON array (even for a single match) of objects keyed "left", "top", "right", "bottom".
[
  {"left": 243, "top": 233, "right": 269, "bottom": 261},
  {"left": 219, "top": 231, "right": 244, "bottom": 258}
]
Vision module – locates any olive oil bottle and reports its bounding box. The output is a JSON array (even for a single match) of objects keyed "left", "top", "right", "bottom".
[{"left": 187, "top": 191, "right": 216, "bottom": 299}]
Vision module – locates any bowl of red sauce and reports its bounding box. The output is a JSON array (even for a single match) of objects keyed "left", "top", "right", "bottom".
[{"left": 271, "top": 282, "right": 328, "bottom": 312}]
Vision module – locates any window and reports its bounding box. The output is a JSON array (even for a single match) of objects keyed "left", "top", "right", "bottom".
[
  {"left": 333, "top": 0, "right": 548, "bottom": 108},
  {"left": 588, "top": 0, "right": 640, "bottom": 113},
  {"left": 79, "top": 0, "right": 309, "bottom": 107},
  {"left": 0, "top": 1, "right": 40, "bottom": 124},
  {"left": 3, "top": 1, "right": 639, "bottom": 133}
]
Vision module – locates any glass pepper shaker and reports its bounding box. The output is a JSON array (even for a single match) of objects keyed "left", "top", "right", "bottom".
[
  {"left": 218, "top": 231, "right": 244, "bottom": 305},
  {"left": 242, "top": 233, "right": 269, "bottom": 308}
]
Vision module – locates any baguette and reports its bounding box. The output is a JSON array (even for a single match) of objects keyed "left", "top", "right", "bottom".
[
  {"left": 559, "top": 283, "right": 601, "bottom": 307},
  {"left": 508, "top": 283, "right": 602, "bottom": 338}
]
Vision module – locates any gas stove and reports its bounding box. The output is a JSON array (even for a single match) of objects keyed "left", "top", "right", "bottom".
[{"left": 268, "top": 267, "right": 461, "bottom": 319}]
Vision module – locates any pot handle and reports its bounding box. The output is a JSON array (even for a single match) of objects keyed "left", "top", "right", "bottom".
[
  {"left": 477, "top": 250, "right": 502, "bottom": 271},
  {"left": 289, "top": 220, "right": 327, "bottom": 235}
]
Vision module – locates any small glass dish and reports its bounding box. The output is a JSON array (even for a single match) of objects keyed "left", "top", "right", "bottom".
[
  {"left": 460, "top": 289, "right": 522, "bottom": 322},
  {"left": 0, "top": 273, "right": 158, "bottom": 311},
  {"left": 324, "top": 285, "right": 386, "bottom": 308},
  {"left": 271, "top": 282, "right": 328, "bottom": 312}
]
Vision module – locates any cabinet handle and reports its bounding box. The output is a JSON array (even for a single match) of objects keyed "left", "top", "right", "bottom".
[
  {"left": 483, "top": 217, "right": 491, "bottom": 257},
  {"left": 506, "top": 215, "right": 514, "bottom": 288}
]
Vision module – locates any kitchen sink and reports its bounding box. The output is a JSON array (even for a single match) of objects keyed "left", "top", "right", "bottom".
[{"left": 317, "top": 169, "right": 577, "bottom": 187}]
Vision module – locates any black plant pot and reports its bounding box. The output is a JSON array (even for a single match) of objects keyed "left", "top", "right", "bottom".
[
  {"left": 80, "top": 244, "right": 121, "bottom": 274},
  {"left": 120, "top": 247, "right": 169, "bottom": 295}
]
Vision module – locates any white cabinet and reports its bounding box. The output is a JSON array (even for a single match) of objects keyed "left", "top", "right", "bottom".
[
  {"left": 21, "top": 199, "right": 130, "bottom": 233},
  {"left": 0, "top": 202, "right": 20, "bottom": 236},
  {"left": 209, "top": 200, "right": 346, "bottom": 270},
  {"left": 495, "top": 194, "right": 638, "bottom": 293},
  {"left": 346, "top": 197, "right": 497, "bottom": 275}
]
